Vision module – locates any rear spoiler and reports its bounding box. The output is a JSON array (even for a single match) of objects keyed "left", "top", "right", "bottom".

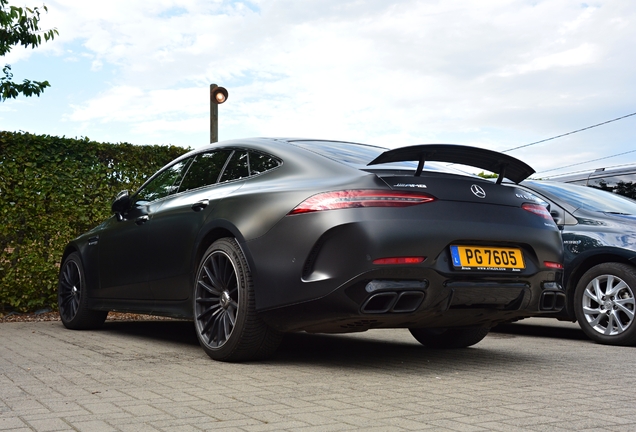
[{"left": 367, "top": 144, "right": 535, "bottom": 184}]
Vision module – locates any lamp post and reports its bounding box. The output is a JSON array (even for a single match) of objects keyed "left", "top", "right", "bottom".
[{"left": 210, "top": 84, "right": 229, "bottom": 143}]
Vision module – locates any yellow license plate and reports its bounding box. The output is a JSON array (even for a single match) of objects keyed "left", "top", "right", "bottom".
[{"left": 450, "top": 245, "right": 525, "bottom": 271}]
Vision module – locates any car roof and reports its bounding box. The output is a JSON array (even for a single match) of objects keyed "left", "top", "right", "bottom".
[{"left": 181, "top": 138, "right": 475, "bottom": 177}]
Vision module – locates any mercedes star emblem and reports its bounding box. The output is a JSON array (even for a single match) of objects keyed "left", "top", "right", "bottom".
[{"left": 471, "top": 184, "right": 486, "bottom": 198}]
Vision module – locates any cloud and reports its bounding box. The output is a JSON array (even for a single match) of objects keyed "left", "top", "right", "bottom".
[
  {"left": 68, "top": 86, "right": 207, "bottom": 122},
  {"left": 498, "top": 43, "right": 600, "bottom": 76},
  {"left": 5, "top": 0, "right": 636, "bottom": 174}
]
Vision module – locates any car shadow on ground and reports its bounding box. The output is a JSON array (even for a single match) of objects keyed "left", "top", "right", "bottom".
[
  {"left": 101, "top": 319, "right": 200, "bottom": 347},
  {"left": 99, "top": 318, "right": 590, "bottom": 349},
  {"left": 98, "top": 319, "right": 560, "bottom": 370},
  {"left": 491, "top": 321, "right": 589, "bottom": 341},
  {"left": 269, "top": 327, "right": 588, "bottom": 368}
]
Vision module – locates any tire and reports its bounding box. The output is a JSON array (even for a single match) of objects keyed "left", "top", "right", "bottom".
[
  {"left": 573, "top": 262, "right": 636, "bottom": 346},
  {"left": 58, "top": 252, "right": 108, "bottom": 330},
  {"left": 193, "top": 238, "right": 282, "bottom": 362},
  {"left": 409, "top": 326, "right": 490, "bottom": 348}
]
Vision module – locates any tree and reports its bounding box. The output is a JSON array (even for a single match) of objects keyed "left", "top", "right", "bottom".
[
  {"left": 593, "top": 180, "right": 636, "bottom": 200},
  {"left": 0, "top": 0, "right": 57, "bottom": 101},
  {"left": 476, "top": 171, "right": 498, "bottom": 179}
]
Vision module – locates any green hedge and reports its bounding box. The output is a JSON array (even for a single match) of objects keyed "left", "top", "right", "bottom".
[{"left": 0, "top": 131, "right": 189, "bottom": 312}]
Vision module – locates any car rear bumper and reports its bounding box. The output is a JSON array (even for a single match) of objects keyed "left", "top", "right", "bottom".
[
  {"left": 244, "top": 202, "right": 564, "bottom": 331},
  {"left": 258, "top": 265, "right": 563, "bottom": 332}
]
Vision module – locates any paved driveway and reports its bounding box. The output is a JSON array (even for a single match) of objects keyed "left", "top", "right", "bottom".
[{"left": 1, "top": 318, "right": 635, "bottom": 431}]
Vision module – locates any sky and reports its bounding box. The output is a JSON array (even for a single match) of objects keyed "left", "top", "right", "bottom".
[{"left": 1, "top": 0, "right": 635, "bottom": 178}]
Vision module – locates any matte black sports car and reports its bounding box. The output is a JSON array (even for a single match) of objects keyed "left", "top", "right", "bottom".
[
  {"left": 515, "top": 180, "right": 636, "bottom": 346},
  {"left": 58, "top": 139, "right": 564, "bottom": 361}
]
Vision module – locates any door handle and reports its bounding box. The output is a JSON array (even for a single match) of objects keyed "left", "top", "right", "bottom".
[
  {"left": 191, "top": 199, "right": 209, "bottom": 212},
  {"left": 135, "top": 215, "right": 149, "bottom": 225}
]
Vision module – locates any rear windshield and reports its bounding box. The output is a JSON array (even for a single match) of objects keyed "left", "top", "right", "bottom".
[
  {"left": 290, "top": 140, "right": 468, "bottom": 175},
  {"left": 527, "top": 181, "right": 636, "bottom": 215}
]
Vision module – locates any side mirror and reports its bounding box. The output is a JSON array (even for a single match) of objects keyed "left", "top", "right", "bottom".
[{"left": 111, "top": 190, "right": 131, "bottom": 219}]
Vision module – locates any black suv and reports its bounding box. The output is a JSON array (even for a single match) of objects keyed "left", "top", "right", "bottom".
[
  {"left": 517, "top": 180, "right": 636, "bottom": 346},
  {"left": 549, "top": 165, "right": 636, "bottom": 199}
]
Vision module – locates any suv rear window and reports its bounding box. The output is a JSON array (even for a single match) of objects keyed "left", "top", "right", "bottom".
[{"left": 527, "top": 181, "right": 636, "bottom": 214}]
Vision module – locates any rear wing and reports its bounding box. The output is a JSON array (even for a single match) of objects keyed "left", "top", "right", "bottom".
[{"left": 368, "top": 144, "right": 535, "bottom": 184}]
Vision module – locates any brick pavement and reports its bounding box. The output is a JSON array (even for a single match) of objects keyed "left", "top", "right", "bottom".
[{"left": 1, "top": 319, "right": 635, "bottom": 431}]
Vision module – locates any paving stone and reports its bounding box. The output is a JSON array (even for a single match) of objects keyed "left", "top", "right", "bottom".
[
  {"left": 25, "top": 418, "right": 71, "bottom": 432},
  {"left": 68, "top": 419, "right": 118, "bottom": 432},
  {"left": 0, "top": 417, "right": 29, "bottom": 430},
  {"left": 2, "top": 320, "right": 636, "bottom": 432}
]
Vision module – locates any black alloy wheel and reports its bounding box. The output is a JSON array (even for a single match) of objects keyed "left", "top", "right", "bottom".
[
  {"left": 58, "top": 252, "right": 107, "bottom": 329},
  {"left": 193, "top": 238, "right": 282, "bottom": 362}
]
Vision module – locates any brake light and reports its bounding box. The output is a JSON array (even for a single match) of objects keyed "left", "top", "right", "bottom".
[
  {"left": 373, "top": 257, "right": 426, "bottom": 265},
  {"left": 288, "top": 190, "right": 436, "bottom": 215},
  {"left": 522, "top": 203, "right": 552, "bottom": 220},
  {"left": 544, "top": 261, "right": 564, "bottom": 269}
]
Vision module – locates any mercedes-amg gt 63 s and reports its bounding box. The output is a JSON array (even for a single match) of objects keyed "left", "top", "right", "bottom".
[{"left": 58, "top": 138, "right": 565, "bottom": 361}]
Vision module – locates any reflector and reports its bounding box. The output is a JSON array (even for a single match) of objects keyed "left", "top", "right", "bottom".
[{"left": 372, "top": 257, "right": 426, "bottom": 265}]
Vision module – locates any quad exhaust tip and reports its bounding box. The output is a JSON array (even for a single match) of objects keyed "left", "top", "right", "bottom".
[{"left": 361, "top": 291, "right": 426, "bottom": 314}]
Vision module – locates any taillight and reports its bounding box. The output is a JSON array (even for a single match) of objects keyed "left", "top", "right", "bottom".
[
  {"left": 288, "top": 190, "right": 436, "bottom": 215},
  {"left": 522, "top": 203, "right": 552, "bottom": 220},
  {"left": 373, "top": 257, "right": 426, "bottom": 265},
  {"left": 544, "top": 261, "right": 564, "bottom": 269}
]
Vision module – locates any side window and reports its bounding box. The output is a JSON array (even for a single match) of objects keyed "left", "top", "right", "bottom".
[
  {"left": 220, "top": 151, "right": 250, "bottom": 183},
  {"left": 135, "top": 159, "right": 191, "bottom": 204},
  {"left": 589, "top": 177, "right": 636, "bottom": 199},
  {"left": 568, "top": 179, "right": 589, "bottom": 186},
  {"left": 178, "top": 150, "right": 233, "bottom": 192},
  {"left": 249, "top": 151, "right": 280, "bottom": 175},
  {"left": 589, "top": 178, "right": 613, "bottom": 193}
]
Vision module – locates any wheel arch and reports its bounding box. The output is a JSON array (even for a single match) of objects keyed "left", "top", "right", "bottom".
[
  {"left": 59, "top": 241, "right": 101, "bottom": 300},
  {"left": 60, "top": 244, "right": 79, "bottom": 265},
  {"left": 57, "top": 243, "right": 108, "bottom": 329},
  {"left": 193, "top": 220, "right": 254, "bottom": 279}
]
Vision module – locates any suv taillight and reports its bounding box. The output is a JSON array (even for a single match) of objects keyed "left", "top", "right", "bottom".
[{"left": 522, "top": 203, "right": 552, "bottom": 220}]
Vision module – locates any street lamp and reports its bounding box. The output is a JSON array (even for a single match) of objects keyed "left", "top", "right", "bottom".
[{"left": 210, "top": 84, "right": 228, "bottom": 143}]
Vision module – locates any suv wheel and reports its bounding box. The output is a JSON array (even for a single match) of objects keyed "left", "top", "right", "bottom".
[{"left": 574, "top": 262, "right": 636, "bottom": 346}]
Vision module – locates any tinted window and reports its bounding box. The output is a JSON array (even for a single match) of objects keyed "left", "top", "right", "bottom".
[
  {"left": 528, "top": 181, "right": 636, "bottom": 215},
  {"left": 178, "top": 150, "right": 233, "bottom": 192},
  {"left": 220, "top": 151, "right": 250, "bottom": 182},
  {"left": 250, "top": 151, "right": 280, "bottom": 175},
  {"left": 290, "top": 140, "right": 469, "bottom": 175},
  {"left": 136, "top": 159, "right": 191, "bottom": 203},
  {"left": 588, "top": 176, "right": 636, "bottom": 199},
  {"left": 550, "top": 167, "right": 636, "bottom": 199},
  {"left": 569, "top": 179, "right": 589, "bottom": 186},
  {"left": 292, "top": 140, "right": 388, "bottom": 165}
]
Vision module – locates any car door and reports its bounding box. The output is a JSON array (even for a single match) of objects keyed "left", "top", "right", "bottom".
[
  {"left": 95, "top": 158, "right": 192, "bottom": 299},
  {"left": 144, "top": 149, "right": 241, "bottom": 300}
]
